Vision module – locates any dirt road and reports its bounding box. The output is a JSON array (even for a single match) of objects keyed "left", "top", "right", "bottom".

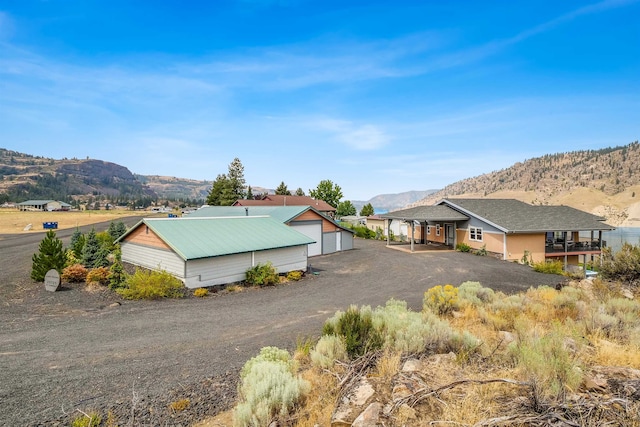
[{"left": 0, "top": 229, "right": 563, "bottom": 426}]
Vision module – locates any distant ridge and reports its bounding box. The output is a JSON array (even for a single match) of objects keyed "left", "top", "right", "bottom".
[
  {"left": 353, "top": 190, "right": 438, "bottom": 212},
  {"left": 411, "top": 141, "right": 640, "bottom": 226}
]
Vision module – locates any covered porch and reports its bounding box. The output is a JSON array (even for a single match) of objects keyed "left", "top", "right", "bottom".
[{"left": 380, "top": 205, "right": 469, "bottom": 253}]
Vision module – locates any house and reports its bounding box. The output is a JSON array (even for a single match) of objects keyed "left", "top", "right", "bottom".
[
  {"left": 233, "top": 195, "right": 336, "bottom": 216},
  {"left": 186, "top": 205, "right": 354, "bottom": 256},
  {"left": 17, "top": 200, "right": 72, "bottom": 211},
  {"left": 381, "top": 198, "right": 615, "bottom": 268},
  {"left": 116, "top": 216, "right": 315, "bottom": 288}
]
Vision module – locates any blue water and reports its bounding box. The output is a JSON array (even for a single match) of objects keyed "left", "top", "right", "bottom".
[{"left": 601, "top": 227, "right": 640, "bottom": 252}]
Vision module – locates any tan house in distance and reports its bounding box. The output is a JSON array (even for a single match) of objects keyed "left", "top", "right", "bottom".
[{"left": 381, "top": 199, "right": 615, "bottom": 268}]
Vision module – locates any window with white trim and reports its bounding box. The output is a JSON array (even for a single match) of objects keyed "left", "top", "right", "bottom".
[
  {"left": 469, "top": 226, "right": 483, "bottom": 242},
  {"left": 436, "top": 224, "right": 441, "bottom": 236},
  {"left": 427, "top": 225, "right": 432, "bottom": 235}
]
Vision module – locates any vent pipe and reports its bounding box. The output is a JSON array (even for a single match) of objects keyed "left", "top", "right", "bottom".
[{"left": 245, "top": 207, "right": 249, "bottom": 216}]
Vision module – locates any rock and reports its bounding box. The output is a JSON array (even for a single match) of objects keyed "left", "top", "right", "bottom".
[
  {"left": 396, "top": 404, "right": 417, "bottom": 421},
  {"left": 331, "top": 378, "right": 376, "bottom": 426},
  {"left": 351, "top": 402, "right": 382, "bottom": 427},
  {"left": 583, "top": 376, "right": 607, "bottom": 392},
  {"left": 108, "top": 302, "right": 121, "bottom": 308},
  {"left": 621, "top": 288, "right": 635, "bottom": 299},
  {"left": 498, "top": 331, "right": 516, "bottom": 345},
  {"left": 401, "top": 359, "right": 422, "bottom": 373}
]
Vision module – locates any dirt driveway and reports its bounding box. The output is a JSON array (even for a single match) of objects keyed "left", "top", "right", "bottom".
[{"left": 0, "top": 233, "right": 563, "bottom": 426}]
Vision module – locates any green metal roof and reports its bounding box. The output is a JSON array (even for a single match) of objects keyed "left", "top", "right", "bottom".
[
  {"left": 122, "top": 216, "right": 316, "bottom": 260},
  {"left": 440, "top": 199, "right": 615, "bottom": 233},
  {"left": 186, "top": 205, "right": 311, "bottom": 223}
]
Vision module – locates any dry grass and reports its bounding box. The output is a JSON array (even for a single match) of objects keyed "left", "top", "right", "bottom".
[{"left": 0, "top": 209, "right": 146, "bottom": 234}]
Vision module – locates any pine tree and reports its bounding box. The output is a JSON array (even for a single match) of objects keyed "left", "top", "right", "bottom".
[
  {"left": 109, "top": 244, "right": 126, "bottom": 289},
  {"left": 70, "top": 228, "right": 85, "bottom": 258},
  {"left": 246, "top": 186, "right": 254, "bottom": 200},
  {"left": 295, "top": 187, "right": 305, "bottom": 196},
  {"left": 275, "top": 181, "right": 291, "bottom": 195},
  {"left": 31, "top": 230, "right": 67, "bottom": 282},
  {"left": 82, "top": 229, "right": 100, "bottom": 268}
]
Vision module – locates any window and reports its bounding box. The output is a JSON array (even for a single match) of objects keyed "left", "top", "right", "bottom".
[
  {"left": 427, "top": 225, "right": 432, "bottom": 235},
  {"left": 436, "top": 224, "right": 441, "bottom": 236},
  {"left": 469, "top": 226, "right": 483, "bottom": 242}
]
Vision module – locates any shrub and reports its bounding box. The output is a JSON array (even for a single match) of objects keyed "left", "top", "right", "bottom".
[
  {"left": 71, "top": 412, "right": 101, "bottom": 427},
  {"left": 62, "top": 263, "right": 89, "bottom": 283},
  {"left": 351, "top": 224, "right": 376, "bottom": 239},
  {"left": 65, "top": 249, "right": 81, "bottom": 268},
  {"left": 286, "top": 270, "right": 303, "bottom": 281},
  {"left": 31, "top": 230, "right": 67, "bottom": 282},
  {"left": 322, "top": 305, "right": 383, "bottom": 359},
  {"left": 424, "top": 284, "right": 459, "bottom": 315},
  {"left": 600, "top": 243, "right": 640, "bottom": 287},
  {"left": 245, "top": 262, "right": 279, "bottom": 287},
  {"left": 194, "top": 287, "right": 209, "bottom": 297},
  {"left": 117, "top": 268, "right": 185, "bottom": 300},
  {"left": 169, "top": 398, "right": 190, "bottom": 412},
  {"left": 456, "top": 242, "right": 471, "bottom": 252},
  {"left": 532, "top": 260, "right": 564, "bottom": 274},
  {"left": 310, "top": 335, "right": 348, "bottom": 368},
  {"left": 457, "top": 281, "right": 495, "bottom": 306},
  {"left": 234, "top": 347, "right": 309, "bottom": 427},
  {"left": 474, "top": 245, "right": 488, "bottom": 256},
  {"left": 86, "top": 267, "right": 110, "bottom": 285},
  {"left": 70, "top": 228, "right": 85, "bottom": 259}
]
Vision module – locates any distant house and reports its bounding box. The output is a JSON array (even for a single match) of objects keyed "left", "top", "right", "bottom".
[
  {"left": 17, "top": 200, "right": 72, "bottom": 212},
  {"left": 116, "top": 216, "right": 315, "bottom": 288},
  {"left": 381, "top": 198, "right": 615, "bottom": 268},
  {"left": 187, "top": 205, "right": 354, "bottom": 256},
  {"left": 233, "top": 195, "right": 336, "bottom": 216}
]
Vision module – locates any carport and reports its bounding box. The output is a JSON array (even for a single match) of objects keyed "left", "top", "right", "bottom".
[{"left": 380, "top": 205, "right": 469, "bottom": 252}]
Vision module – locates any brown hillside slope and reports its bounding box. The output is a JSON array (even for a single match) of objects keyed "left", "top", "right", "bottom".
[{"left": 414, "top": 142, "right": 640, "bottom": 226}]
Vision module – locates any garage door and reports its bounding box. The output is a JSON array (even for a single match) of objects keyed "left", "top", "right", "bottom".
[{"left": 291, "top": 223, "right": 322, "bottom": 256}]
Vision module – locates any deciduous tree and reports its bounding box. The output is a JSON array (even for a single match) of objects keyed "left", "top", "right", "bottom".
[
  {"left": 336, "top": 200, "right": 356, "bottom": 217},
  {"left": 360, "top": 203, "right": 374, "bottom": 217},
  {"left": 309, "top": 179, "right": 343, "bottom": 208}
]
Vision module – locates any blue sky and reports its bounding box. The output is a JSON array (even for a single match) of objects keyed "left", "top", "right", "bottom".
[{"left": 1, "top": 1, "right": 639, "bottom": 201}]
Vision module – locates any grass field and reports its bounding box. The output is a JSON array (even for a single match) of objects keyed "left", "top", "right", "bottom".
[{"left": 0, "top": 209, "right": 152, "bottom": 234}]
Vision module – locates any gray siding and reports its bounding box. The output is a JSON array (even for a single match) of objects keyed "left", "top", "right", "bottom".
[
  {"left": 341, "top": 231, "right": 354, "bottom": 250},
  {"left": 185, "top": 252, "right": 251, "bottom": 288},
  {"left": 323, "top": 232, "right": 337, "bottom": 254},
  {"left": 255, "top": 246, "right": 308, "bottom": 273},
  {"left": 459, "top": 218, "right": 503, "bottom": 234},
  {"left": 121, "top": 242, "right": 185, "bottom": 278}
]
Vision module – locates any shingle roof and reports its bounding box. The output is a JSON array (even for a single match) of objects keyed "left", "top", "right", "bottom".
[
  {"left": 185, "top": 205, "right": 312, "bottom": 223},
  {"left": 380, "top": 205, "right": 470, "bottom": 222},
  {"left": 17, "top": 200, "right": 55, "bottom": 205},
  {"left": 120, "top": 216, "right": 316, "bottom": 260},
  {"left": 234, "top": 195, "right": 336, "bottom": 211},
  {"left": 441, "top": 198, "right": 615, "bottom": 232}
]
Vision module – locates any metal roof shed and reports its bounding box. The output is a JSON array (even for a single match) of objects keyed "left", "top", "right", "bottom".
[{"left": 117, "top": 216, "right": 315, "bottom": 288}]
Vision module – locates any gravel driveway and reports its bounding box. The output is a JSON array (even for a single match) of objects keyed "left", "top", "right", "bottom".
[{"left": 0, "top": 227, "right": 563, "bottom": 426}]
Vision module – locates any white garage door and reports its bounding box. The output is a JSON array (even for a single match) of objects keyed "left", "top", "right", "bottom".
[{"left": 291, "top": 223, "right": 322, "bottom": 256}]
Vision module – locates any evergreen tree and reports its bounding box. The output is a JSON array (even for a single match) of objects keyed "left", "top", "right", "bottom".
[
  {"left": 336, "top": 200, "right": 357, "bottom": 217},
  {"left": 246, "top": 186, "right": 253, "bottom": 200},
  {"left": 115, "top": 221, "right": 127, "bottom": 238},
  {"left": 31, "top": 230, "right": 66, "bottom": 282},
  {"left": 360, "top": 203, "right": 375, "bottom": 217},
  {"left": 82, "top": 229, "right": 100, "bottom": 268},
  {"left": 309, "top": 179, "right": 343, "bottom": 208},
  {"left": 227, "top": 157, "right": 246, "bottom": 201},
  {"left": 275, "top": 181, "right": 291, "bottom": 195},
  {"left": 295, "top": 187, "right": 305, "bottom": 196},
  {"left": 107, "top": 221, "right": 128, "bottom": 242},
  {"left": 109, "top": 244, "right": 126, "bottom": 289},
  {"left": 70, "top": 228, "right": 85, "bottom": 258},
  {"left": 206, "top": 174, "right": 230, "bottom": 205}
]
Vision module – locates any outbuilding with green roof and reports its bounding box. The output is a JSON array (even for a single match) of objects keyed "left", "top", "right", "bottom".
[{"left": 117, "top": 216, "right": 315, "bottom": 288}]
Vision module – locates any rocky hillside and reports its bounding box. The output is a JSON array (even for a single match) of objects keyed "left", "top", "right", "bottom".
[
  {"left": 0, "top": 148, "right": 156, "bottom": 202},
  {"left": 413, "top": 142, "right": 640, "bottom": 226},
  {"left": 353, "top": 190, "right": 438, "bottom": 212}
]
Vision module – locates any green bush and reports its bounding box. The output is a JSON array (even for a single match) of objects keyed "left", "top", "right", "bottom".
[
  {"left": 455, "top": 242, "right": 471, "bottom": 252},
  {"left": 62, "top": 263, "right": 89, "bottom": 283},
  {"left": 71, "top": 412, "right": 101, "bottom": 427},
  {"left": 117, "top": 268, "right": 185, "bottom": 299},
  {"left": 474, "top": 244, "right": 488, "bottom": 256},
  {"left": 234, "top": 347, "right": 309, "bottom": 427},
  {"left": 457, "top": 281, "right": 495, "bottom": 306},
  {"left": 322, "top": 305, "right": 383, "bottom": 359},
  {"left": 600, "top": 243, "right": 640, "bottom": 286},
  {"left": 532, "top": 260, "right": 564, "bottom": 274},
  {"left": 310, "top": 335, "right": 347, "bottom": 368},
  {"left": 108, "top": 244, "right": 126, "bottom": 289},
  {"left": 351, "top": 224, "right": 376, "bottom": 239},
  {"left": 31, "top": 230, "right": 67, "bottom": 282},
  {"left": 194, "top": 287, "right": 209, "bottom": 297},
  {"left": 245, "top": 262, "right": 279, "bottom": 286}
]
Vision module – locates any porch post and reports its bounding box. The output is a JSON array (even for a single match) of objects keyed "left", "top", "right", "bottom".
[
  {"left": 386, "top": 219, "right": 391, "bottom": 246},
  {"left": 411, "top": 221, "right": 415, "bottom": 253}
]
